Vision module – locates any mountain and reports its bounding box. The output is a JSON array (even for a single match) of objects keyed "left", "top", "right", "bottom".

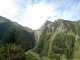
[
  {"left": 0, "top": 16, "right": 35, "bottom": 51},
  {"left": 26, "top": 19, "right": 80, "bottom": 60},
  {"left": 0, "top": 16, "right": 80, "bottom": 60},
  {"left": 34, "top": 20, "right": 53, "bottom": 40}
]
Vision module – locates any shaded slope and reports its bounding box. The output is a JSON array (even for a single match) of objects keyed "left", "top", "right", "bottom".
[{"left": 0, "top": 16, "right": 35, "bottom": 51}]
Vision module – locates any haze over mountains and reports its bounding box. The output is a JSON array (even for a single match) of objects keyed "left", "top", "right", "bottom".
[{"left": 0, "top": 16, "right": 80, "bottom": 60}]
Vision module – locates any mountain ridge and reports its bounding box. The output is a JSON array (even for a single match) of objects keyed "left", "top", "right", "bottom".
[
  {"left": 0, "top": 16, "right": 80, "bottom": 60},
  {"left": 0, "top": 16, "right": 36, "bottom": 51},
  {"left": 31, "top": 18, "right": 80, "bottom": 60}
]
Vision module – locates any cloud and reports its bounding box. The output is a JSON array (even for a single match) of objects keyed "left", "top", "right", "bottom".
[
  {"left": 0, "top": 0, "right": 80, "bottom": 29},
  {"left": 0, "top": 0, "right": 18, "bottom": 21},
  {"left": 49, "top": 0, "right": 80, "bottom": 21},
  {"left": 20, "top": 2, "right": 52, "bottom": 29}
]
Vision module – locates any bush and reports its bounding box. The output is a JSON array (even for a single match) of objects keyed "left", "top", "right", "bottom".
[{"left": 0, "top": 43, "right": 25, "bottom": 60}]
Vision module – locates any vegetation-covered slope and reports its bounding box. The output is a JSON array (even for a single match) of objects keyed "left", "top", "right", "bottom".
[
  {"left": 0, "top": 16, "right": 80, "bottom": 60},
  {"left": 0, "top": 16, "right": 35, "bottom": 51},
  {"left": 26, "top": 19, "right": 80, "bottom": 60}
]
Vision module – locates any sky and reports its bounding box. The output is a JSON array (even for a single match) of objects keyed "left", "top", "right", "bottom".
[{"left": 0, "top": 0, "right": 80, "bottom": 30}]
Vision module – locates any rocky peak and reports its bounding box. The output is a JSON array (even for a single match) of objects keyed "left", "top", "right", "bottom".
[
  {"left": 34, "top": 20, "right": 53, "bottom": 40},
  {"left": 0, "top": 16, "right": 11, "bottom": 23},
  {"left": 45, "top": 20, "right": 52, "bottom": 25}
]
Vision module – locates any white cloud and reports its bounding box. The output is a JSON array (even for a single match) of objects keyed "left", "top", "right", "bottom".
[
  {"left": 20, "top": 2, "right": 52, "bottom": 29},
  {"left": 49, "top": 0, "right": 80, "bottom": 21},
  {"left": 0, "top": 0, "right": 18, "bottom": 21},
  {"left": 0, "top": 0, "right": 80, "bottom": 30}
]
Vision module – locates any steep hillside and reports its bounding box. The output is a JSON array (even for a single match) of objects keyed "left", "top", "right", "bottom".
[
  {"left": 34, "top": 20, "right": 54, "bottom": 40},
  {"left": 26, "top": 19, "right": 80, "bottom": 60},
  {"left": 0, "top": 16, "right": 35, "bottom": 51},
  {"left": 0, "top": 16, "right": 80, "bottom": 60}
]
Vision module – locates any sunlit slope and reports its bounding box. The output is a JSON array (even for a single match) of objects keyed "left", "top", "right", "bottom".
[{"left": 26, "top": 19, "right": 80, "bottom": 60}]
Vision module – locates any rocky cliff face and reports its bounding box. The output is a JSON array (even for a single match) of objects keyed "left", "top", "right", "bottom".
[
  {"left": 34, "top": 19, "right": 71, "bottom": 40},
  {"left": 34, "top": 20, "right": 55, "bottom": 40}
]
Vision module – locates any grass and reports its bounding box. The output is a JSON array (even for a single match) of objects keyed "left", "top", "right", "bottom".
[
  {"left": 42, "top": 57, "right": 50, "bottom": 60},
  {"left": 67, "top": 30, "right": 75, "bottom": 36},
  {"left": 30, "top": 51, "right": 41, "bottom": 60},
  {"left": 48, "top": 30, "right": 60, "bottom": 56},
  {"left": 25, "top": 50, "right": 41, "bottom": 60},
  {"left": 73, "top": 41, "right": 80, "bottom": 60},
  {"left": 60, "top": 55, "right": 67, "bottom": 60}
]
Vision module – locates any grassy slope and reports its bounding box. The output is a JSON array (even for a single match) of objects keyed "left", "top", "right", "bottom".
[
  {"left": 73, "top": 41, "right": 80, "bottom": 60},
  {"left": 60, "top": 55, "right": 67, "bottom": 60},
  {"left": 25, "top": 20, "right": 80, "bottom": 60},
  {"left": 25, "top": 50, "right": 41, "bottom": 60},
  {"left": 42, "top": 57, "right": 50, "bottom": 60},
  {"left": 48, "top": 30, "right": 60, "bottom": 56},
  {"left": 25, "top": 30, "right": 76, "bottom": 60},
  {"left": 25, "top": 30, "right": 60, "bottom": 60},
  {"left": 30, "top": 51, "right": 41, "bottom": 60},
  {"left": 67, "top": 30, "right": 75, "bottom": 36}
]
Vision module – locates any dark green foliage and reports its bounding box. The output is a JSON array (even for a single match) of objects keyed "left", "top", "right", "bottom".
[
  {"left": 77, "top": 25, "right": 80, "bottom": 36},
  {"left": 65, "top": 35, "right": 75, "bottom": 48},
  {"left": 53, "top": 55, "right": 60, "bottom": 60},
  {"left": 64, "top": 35, "right": 75, "bottom": 59},
  {"left": 77, "top": 38, "right": 80, "bottom": 43},
  {"left": 52, "top": 46, "right": 63, "bottom": 54},
  {"left": 34, "top": 34, "right": 45, "bottom": 53},
  {"left": 1, "top": 25, "right": 35, "bottom": 51},
  {"left": 0, "top": 47, "right": 6, "bottom": 60},
  {"left": 52, "top": 33, "right": 75, "bottom": 59},
  {"left": 53, "top": 33, "right": 66, "bottom": 48},
  {"left": 26, "top": 53, "right": 38, "bottom": 60},
  {"left": 40, "top": 40, "right": 49, "bottom": 56},
  {"left": 64, "top": 48, "right": 73, "bottom": 59},
  {"left": 6, "top": 26, "right": 17, "bottom": 43},
  {"left": 0, "top": 22, "right": 11, "bottom": 40},
  {"left": 63, "top": 21, "right": 70, "bottom": 33},
  {"left": 0, "top": 43, "right": 25, "bottom": 60},
  {"left": 0, "top": 17, "right": 35, "bottom": 51},
  {"left": 35, "top": 34, "right": 51, "bottom": 53},
  {"left": 52, "top": 33, "right": 65, "bottom": 55},
  {"left": 66, "top": 21, "right": 76, "bottom": 34},
  {"left": 1, "top": 16, "right": 80, "bottom": 60},
  {"left": 62, "top": 20, "right": 76, "bottom": 34}
]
